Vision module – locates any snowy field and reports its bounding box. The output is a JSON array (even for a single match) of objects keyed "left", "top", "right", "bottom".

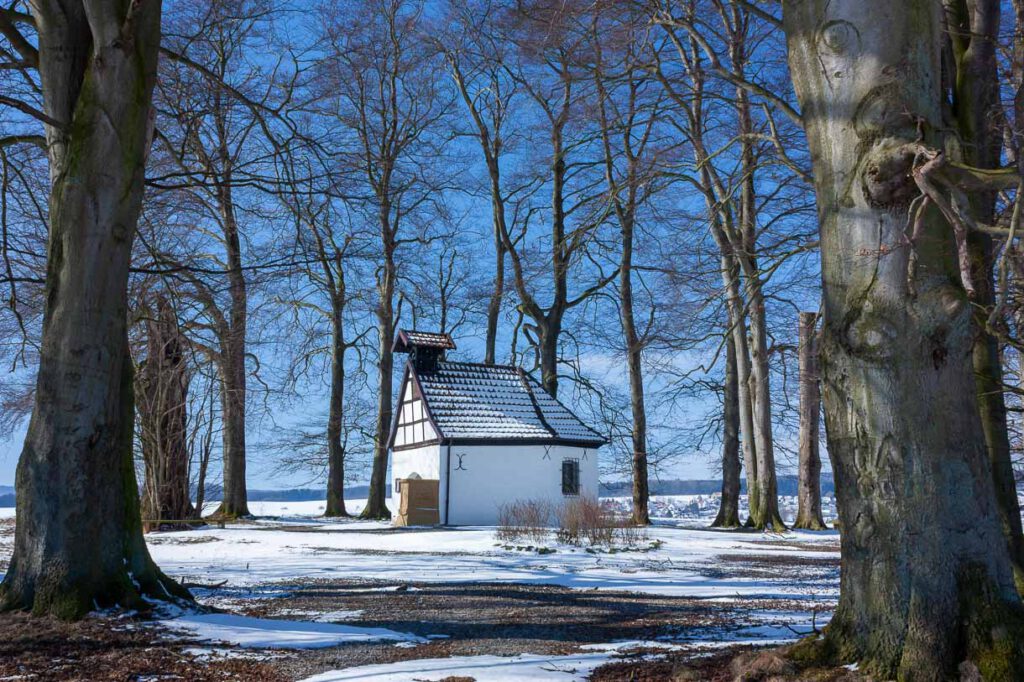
[
  {"left": 0, "top": 495, "right": 840, "bottom": 680},
  {"left": 142, "top": 496, "right": 838, "bottom": 599}
]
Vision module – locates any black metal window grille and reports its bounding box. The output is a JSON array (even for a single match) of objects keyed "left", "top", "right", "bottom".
[{"left": 561, "top": 458, "right": 580, "bottom": 496}]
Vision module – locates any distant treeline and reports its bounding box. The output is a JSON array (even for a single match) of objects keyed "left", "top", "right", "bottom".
[
  {"left": 195, "top": 484, "right": 374, "bottom": 503},
  {"left": 0, "top": 478, "right": 835, "bottom": 508},
  {"left": 599, "top": 475, "right": 835, "bottom": 498}
]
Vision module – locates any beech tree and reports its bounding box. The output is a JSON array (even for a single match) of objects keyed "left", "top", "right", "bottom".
[
  {"left": 316, "top": 0, "right": 452, "bottom": 519},
  {"left": 586, "top": 4, "right": 672, "bottom": 525},
  {"left": 944, "top": 0, "right": 1024, "bottom": 591},
  {"left": 134, "top": 292, "right": 195, "bottom": 530},
  {"left": 0, "top": 0, "right": 191, "bottom": 617},
  {"left": 147, "top": 0, "right": 286, "bottom": 518},
  {"left": 441, "top": 0, "right": 516, "bottom": 366},
  {"left": 478, "top": 2, "right": 615, "bottom": 398},
  {"left": 652, "top": 0, "right": 796, "bottom": 529},
  {"left": 275, "top": 146, "right": 370, "bottom": 518},
  {"left": 784, "top": 1, "right": 1024, "bottom": 676},
  {"left": 711, "top": 334, "right": 742, "bottom": 528},
  {"left": 793, "top": 311, "right": 825, "bottom": 531}
]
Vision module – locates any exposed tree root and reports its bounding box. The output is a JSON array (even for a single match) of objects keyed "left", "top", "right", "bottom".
[
  {"left": 781, "top": 579, "right": 1024, "bottom": 682},
  {"left": 0, "top": 562, "right": 193, "bottom": 621}
]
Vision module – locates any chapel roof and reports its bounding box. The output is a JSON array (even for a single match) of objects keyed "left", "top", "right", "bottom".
[{"left": 407, "top": 360, "right": 606, "bottom": 447}]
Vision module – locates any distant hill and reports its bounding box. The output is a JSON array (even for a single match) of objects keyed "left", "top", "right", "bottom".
[
  {"left": 0, "top": 493, "right": 14, "bottom": 507},
  {"left": 0, "top": 485, "right": 13, "bottom": 495}
]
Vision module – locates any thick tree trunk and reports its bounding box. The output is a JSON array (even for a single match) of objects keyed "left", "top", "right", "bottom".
[
  {"left": 745, "top": 284, "right": 785, "bottom": 530},
  {"left": 946, "top": 0, "right": 1024, "bottom": 591},
  {"left": 0, "top": 1, "right": 191, "bottom": 618},
  {"left": 216, "top": 336, "right": 249, "bottom": 518},
  {"left": 620, "top": 224, "right": 650, "bottom": 526},
  {"left": 213, "top": 183, "right": 249, "bottom": 519},
  {"left": 710, "top": 187, "right": 758, "bottom": 523},
  {"left": 784, "top": 2, "right": 1024, "bottom": 676},
  {"left": 712, "top": 333, "right": 742, "bottom": 529},
  {"left": 137, "top": 295, "right": 195, "bottom": 531},
  {"left": 362, "top": 249, "right": 395, "bottom": 520},
  {"left": 325, "top": 305, "right": 349, "bottom": 518},
  {"left": 794, "top": 312, "right": 826, "bottom": 530},
  {"left": 484, "top": 166, "right": 506, "bottom": 366},
  {"left": 538, "top": 319, "right": 561, "bottom": 398},
  {"left": 729, "top": 293, "right": 758, "bottom": 522},
  {"left": 969, "top": 269, "right": 1024, "bottom": 589}
]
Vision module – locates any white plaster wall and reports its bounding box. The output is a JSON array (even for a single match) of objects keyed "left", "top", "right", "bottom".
[
  {"left": 442, "top": 443, "right": 599, "bottom": 526},
  {"left": 391, "top": 444, "right": 441, "bottom": 498}
]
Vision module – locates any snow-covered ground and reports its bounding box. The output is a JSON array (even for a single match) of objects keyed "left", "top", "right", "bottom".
[
  {"left": 0, "top": 495, "right": 839, "bottom": 680},
  {"left": 161, "top": 613, "right": 426, "bottom": 649},
  {"left": 299, "top": 646, "right": 676, "bottom": 682},
  {"left": 140, "top": 497, "right": 837, "bottom": 600}
]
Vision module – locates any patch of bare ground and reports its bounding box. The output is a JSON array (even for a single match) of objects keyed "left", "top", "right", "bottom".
[
  {"left": 0, "top": 611, "right": 289, "bottom": 681},
  {"left": 716, "top": 554, "right": 838, "bottom": 569},
  {"left": 592, "top": 645, "right": 871, "bottom": 682},
  {"left": 243, "top": 580, "right": 736, "bottom": 678}
]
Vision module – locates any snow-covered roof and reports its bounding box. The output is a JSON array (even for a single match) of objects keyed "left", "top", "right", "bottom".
[{"left": 410, "top": 361, "right": 606, "bottom": 447}]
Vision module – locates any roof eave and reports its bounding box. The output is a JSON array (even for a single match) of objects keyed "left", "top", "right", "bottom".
[{"left": 443, "top": 436, "right": 607, "bottom": 448}]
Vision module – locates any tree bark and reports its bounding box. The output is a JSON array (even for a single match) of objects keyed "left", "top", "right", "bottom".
[
  {"left": 744, "top": 282, "right": 785, "bottom": 530},
  {"left": 537, "top": 317, "right": 561, "bottom": 398},
  {"left": 137, "top": 295, "right": 195, "bottom": 531},
  {"left": 681, "top": 33, "right": 761, "bottom": 527},
  {"left": 485, "top": 173, "right": 506, "bottom": 366},
  {"left": 731, "top": 49, "right": 784, "bottom": 530},
  {"left": 784, "top": 2, "right": 1024, "bottom": 676},
  {"left": 621, "top": 217, "right": 650, "bottom": 526},
  {"left": 325, "top": 299, "right": 349, "bottom": 517},
  {"left": 211, "top": 171, "right": 249, "bottom": 519},
  {"left": 216, "top": 332, "right": 248, "bottom": 518},
  {"left": 794, "top": 311, "right": 826, "bottom": 531},
  {"left": 725, "top": 264, "right": 759, "bottom": 524},
  {"left": 362, "top": 239, "right": 395, "bottom": 520},
  {"left": 945, "top": 0, "right": 1024, "bottom": 592},
  {"left": 0, "top": 0, "right": 191, "bottom": 618},
  {"left": 712, "top": 333, "right": 742, "bottom": 528}
]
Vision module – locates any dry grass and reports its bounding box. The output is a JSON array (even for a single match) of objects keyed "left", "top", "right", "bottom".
[
  {"left": 496, "top": 499, "right": 553, "bottom": 543},
  {"left": 555, "top": 496, "right": 649, "bottom": 547}
]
